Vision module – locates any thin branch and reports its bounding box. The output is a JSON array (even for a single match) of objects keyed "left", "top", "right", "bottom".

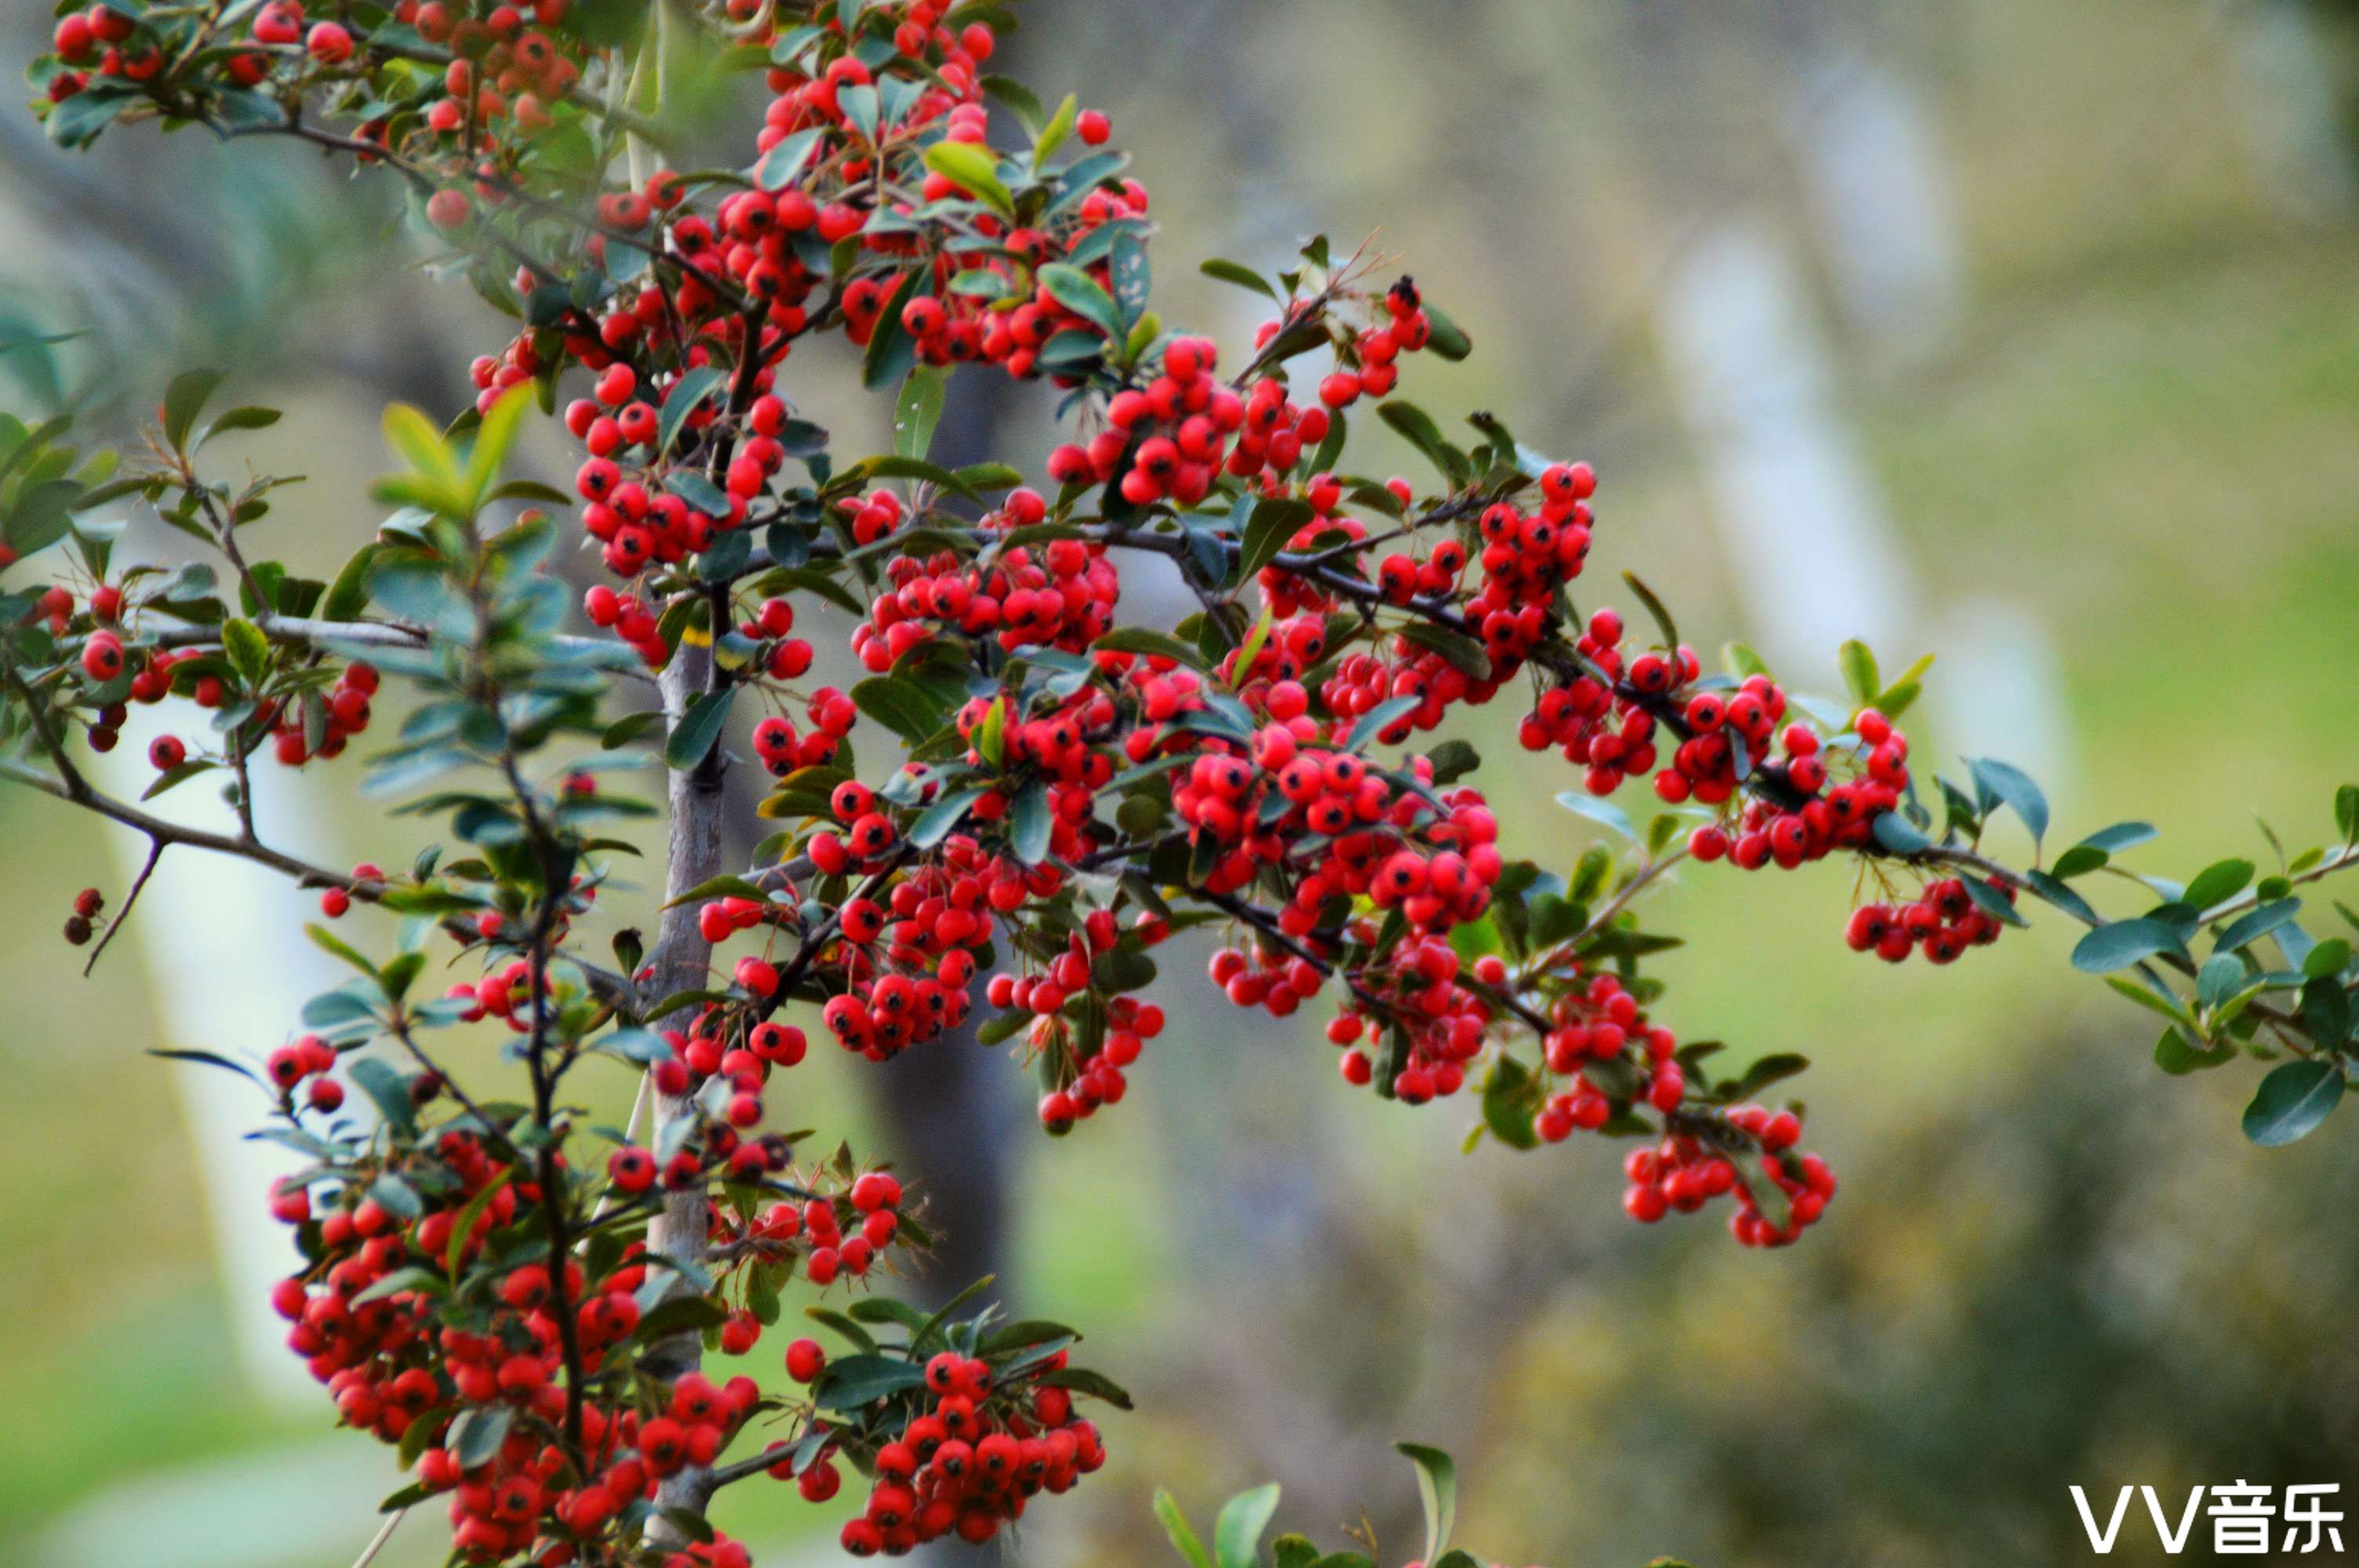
[
  {"left": 82, "top": 836, "right": 165, "bottom": 976},
  {"left": 349, "top": 1508, "right": 405, "bottom": 1568}
]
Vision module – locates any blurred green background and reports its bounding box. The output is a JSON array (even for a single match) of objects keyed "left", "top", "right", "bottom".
[{"left": 5, "top": 2, "right": 2359, "bottom": 1565}]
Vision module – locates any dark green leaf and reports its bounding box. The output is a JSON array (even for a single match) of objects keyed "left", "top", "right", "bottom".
[
  {"left": 812, "top": 1352, "right": 929, "bottom": 1410},
  {"left": 665, "top": 688, "right": 736, "bottom": 770},
  {"left": 2071, "top": 918, "right": 2187, "bottom": 974},
  {"left": 1967, "top": 757, "right": 2049, "bottom": 848},
  {"left": 162, "top": 368, "right": 226, "bottom": 451},
  {"left": 2243, "top": 1059, "right": 2343, "bottom": 1148}
]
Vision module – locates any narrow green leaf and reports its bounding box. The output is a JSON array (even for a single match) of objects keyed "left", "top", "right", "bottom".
[
  {"left": 1394, "top": 1443, "right": 1456, "bottom": 1565},
  {"left": 1622, "top": 571, "right": 1680, "bottom": 651},
  {"left": 1154, "top": 1490, "right": 1214, "bottom": 1568},
  {"left": 893, "top": 367, "right": 945, "bottom": 461},
  {"left": 1837, "top": 638, "right": 1879, "bottom": 708},
  {"left": 657, "top": 365, "right": 728, "bottom": 460},
  {"left": 666, "top": 688, "right": 736, "bottom": 770}
]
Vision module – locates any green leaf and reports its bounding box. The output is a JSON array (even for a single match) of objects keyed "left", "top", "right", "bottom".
[
  {"left": 1110, "top": 227, "right": 1151, "bottom": 328},
  {"left": 1010, "top": 782, "right": 1052, "bottom": 866},
  {"left": 1394, "top": 1443, "right": 1456, "bottom": 1565},
  {"left": 910, "top": 787, "right": 983, "bottom": 850},
  {"left": 221, "top": 618, "right": 272, "bottom": 687},
  {"left": 1154, "top": 1490, "right": 1215, "bottom": 1568},
  {"left": 1093, "top": 626, "right": 1204, "bottom": 668},
  {"left": 1235, "top": 496, "right": 1314, "bottom": 584},
  {"left": 147, "top": 1048, "right": 262, "bottom": 1085},
  {"left": 2303, "top": 938, "right": 2351, "bottom": 979},
  {"left": 2154, "top": 1025, "right": 2234, "bottom": 1076},
  {"left": 2185, "top": 857, "right": 2256, "bottom": 911},
  {"left": 197, "top": 406, "right": 282, "bottom": 448},
  {"left": 812, "top": 1353, "right": 930, "bottom": 1410},
  {"left": 851, "top": 675, "right": 949, "bottom": 745},
  {"left": 1398, "top": 622, "right": 1492, "bottom": 680},
  {"left": 893, "top": 367, "right": 945, "bottom": 461},
  {"left": 1729, "top": 1052, "right": 1812, "bottom": 1098},
  {"left": 1967, "top": 757, "right": 2049, "bottom": 849},
  {"left": 862, "top": 270, "right": 929, "bottom": 393},
  {"left": 921, "top": 140, "right": 1014, "bottom": 216},
  {"left": 2103, "top": 975, "right": 2191, "bottom": 1025},
  {"left": 348, "top": 1057, "right": 420, "bottom": 1140},
  {"left": 757, "top": 126, "right": 823, "bottom": 191},
  {"left": 462, "top": 385, "right": 534, "bottom": 510},
  {"left": 1480, "top": 1056, "right": 1543, "bottom": 1150},
  {"left": 162, "top": 368, "right": 227, "bottom": 451},
  {"left": 322, "top": 544, "right": 379, "bottom": 622},
  {"left": 2215, "top": 898, "right": 2303, "bottom": 954},
  {"left": 657, "top": 365, "right": 728, "bottom": 460},
  {"left": 5, "top": 478, "right": 82, "bottom": 558},
  {"left": 1200, "top": 257, "right": 1277, "bottom": 302},
  {"left": 381, "top": 402, "right": 460, "bottom": 487},
  {"left": 1213, "top": 1483, "right": 1281, "bottom": 1568},
  {"left": 141, "top": 759, "right": 220, "bottom": 801},
  {"left": 1031, "top": 93, "right": 1079, "bottom": 168},
  {"left": 1421, "top": 303, "right": 1472, "bottom": 361},
  {"left": 1837, "top": 638, "right": 1879, "bottom": 708},
  {"left": 306, "top": 922, "right": 377, "bottom": 977},
  {"left": 2071, "top": 918, "right": 2187, "bottom": 974},
  {"left": 1555, "top": 790, "right": 1635, "bottom": 840},
  {"left": 1038, "top": 263, "right": 1124, "bottom": 339},
  {"left": 1345, "top": 695, "right": 1421, "bottom": 753},
  {"left": 1376, "top": 400, "right": 1466, "bottom": 487},
  {"left": 2300, "top": 974, "right": 2353, "bottom": 1044},
  {"left": 442, "top": 1167, "right": 512, "bottom": 1276},
  {"left": 1622, "top": 571, "right": 1680, "bottom": 651},
  {"left": 448, "top": 1404, "right": 512, "bottom": 1469},
  {"left": 665, "top": 688, "right": 736, "bottom": 770},
  {"left": 2243, "top": 1058, "right": 2343, "bottom": 1148}
]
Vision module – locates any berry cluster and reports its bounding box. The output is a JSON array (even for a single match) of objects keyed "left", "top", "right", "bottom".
[
  {"left": 1622, "top": 1108, "right": 1836, "bottom": 1247},
  {"left": 60, "top": 884, "right": 104, "bottom": 946},
  {"left": 775, "top": 1345, "right": 1110, "bottom": 1555},
  {"left": 856, "top": 489, "right": 1119, "bottom": 669},
  {"left": 1845, "top": 874, "right": 2012, "bottom": 965}
]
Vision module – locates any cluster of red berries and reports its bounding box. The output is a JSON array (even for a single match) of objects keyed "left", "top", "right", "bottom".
[
  {"left": 45, "top": 5, "right": 169, "bottom": 100},
  {"left": 578, "top": 583, "right": 671, "bottom": 667},
  {"left": 1045, "top": 338, "right": 1237, "bottom": 506},
  {"left": 697, "top": 1170, "right": 909, "bottom": 1288},
  {"left": 772, "top": 1346, "right": 1108, "bottom": 1555},
  {"left": 751, "top": 688, "right": 857, "bottom": 777},
  {"left": 1680, "top": 703, "right": 1910, "bottom": 871},
  {"left": 856, "top": 492, "right": 1120, "bottom": 670},
  {"left": 1308, "top": 278, "right": 1441, "bottom": 410},
  {"left": 262, "top": 1032, "right": 353, "bottom": 1116},
  {"left": 258, "top": 1044, "right": 993, "bottom": 1564},
  {"left": 1320, "top": 938, "right": 1485, "bottom": 1102},
  {"left": 37, "top": 572, "right": 386, "bottom": 766},
  {"left": 1621, "top": 1109, "right": 1836, "bottom": 1247},
  {"left": 1518, "top": 609, "right": 1681, "bottom": 795},
  {"left": 1844, "top": 875, "right": 2012, "bottom": 964},
  {"left": 60, "top": 885, "right": 104, "bottom": 946},
  {"left": 1540, "top": 967, "right": 1688, "bottom": 1114},
  {"left": 1023, "top": 971, "right": 1169, "bottom": 1134}
]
